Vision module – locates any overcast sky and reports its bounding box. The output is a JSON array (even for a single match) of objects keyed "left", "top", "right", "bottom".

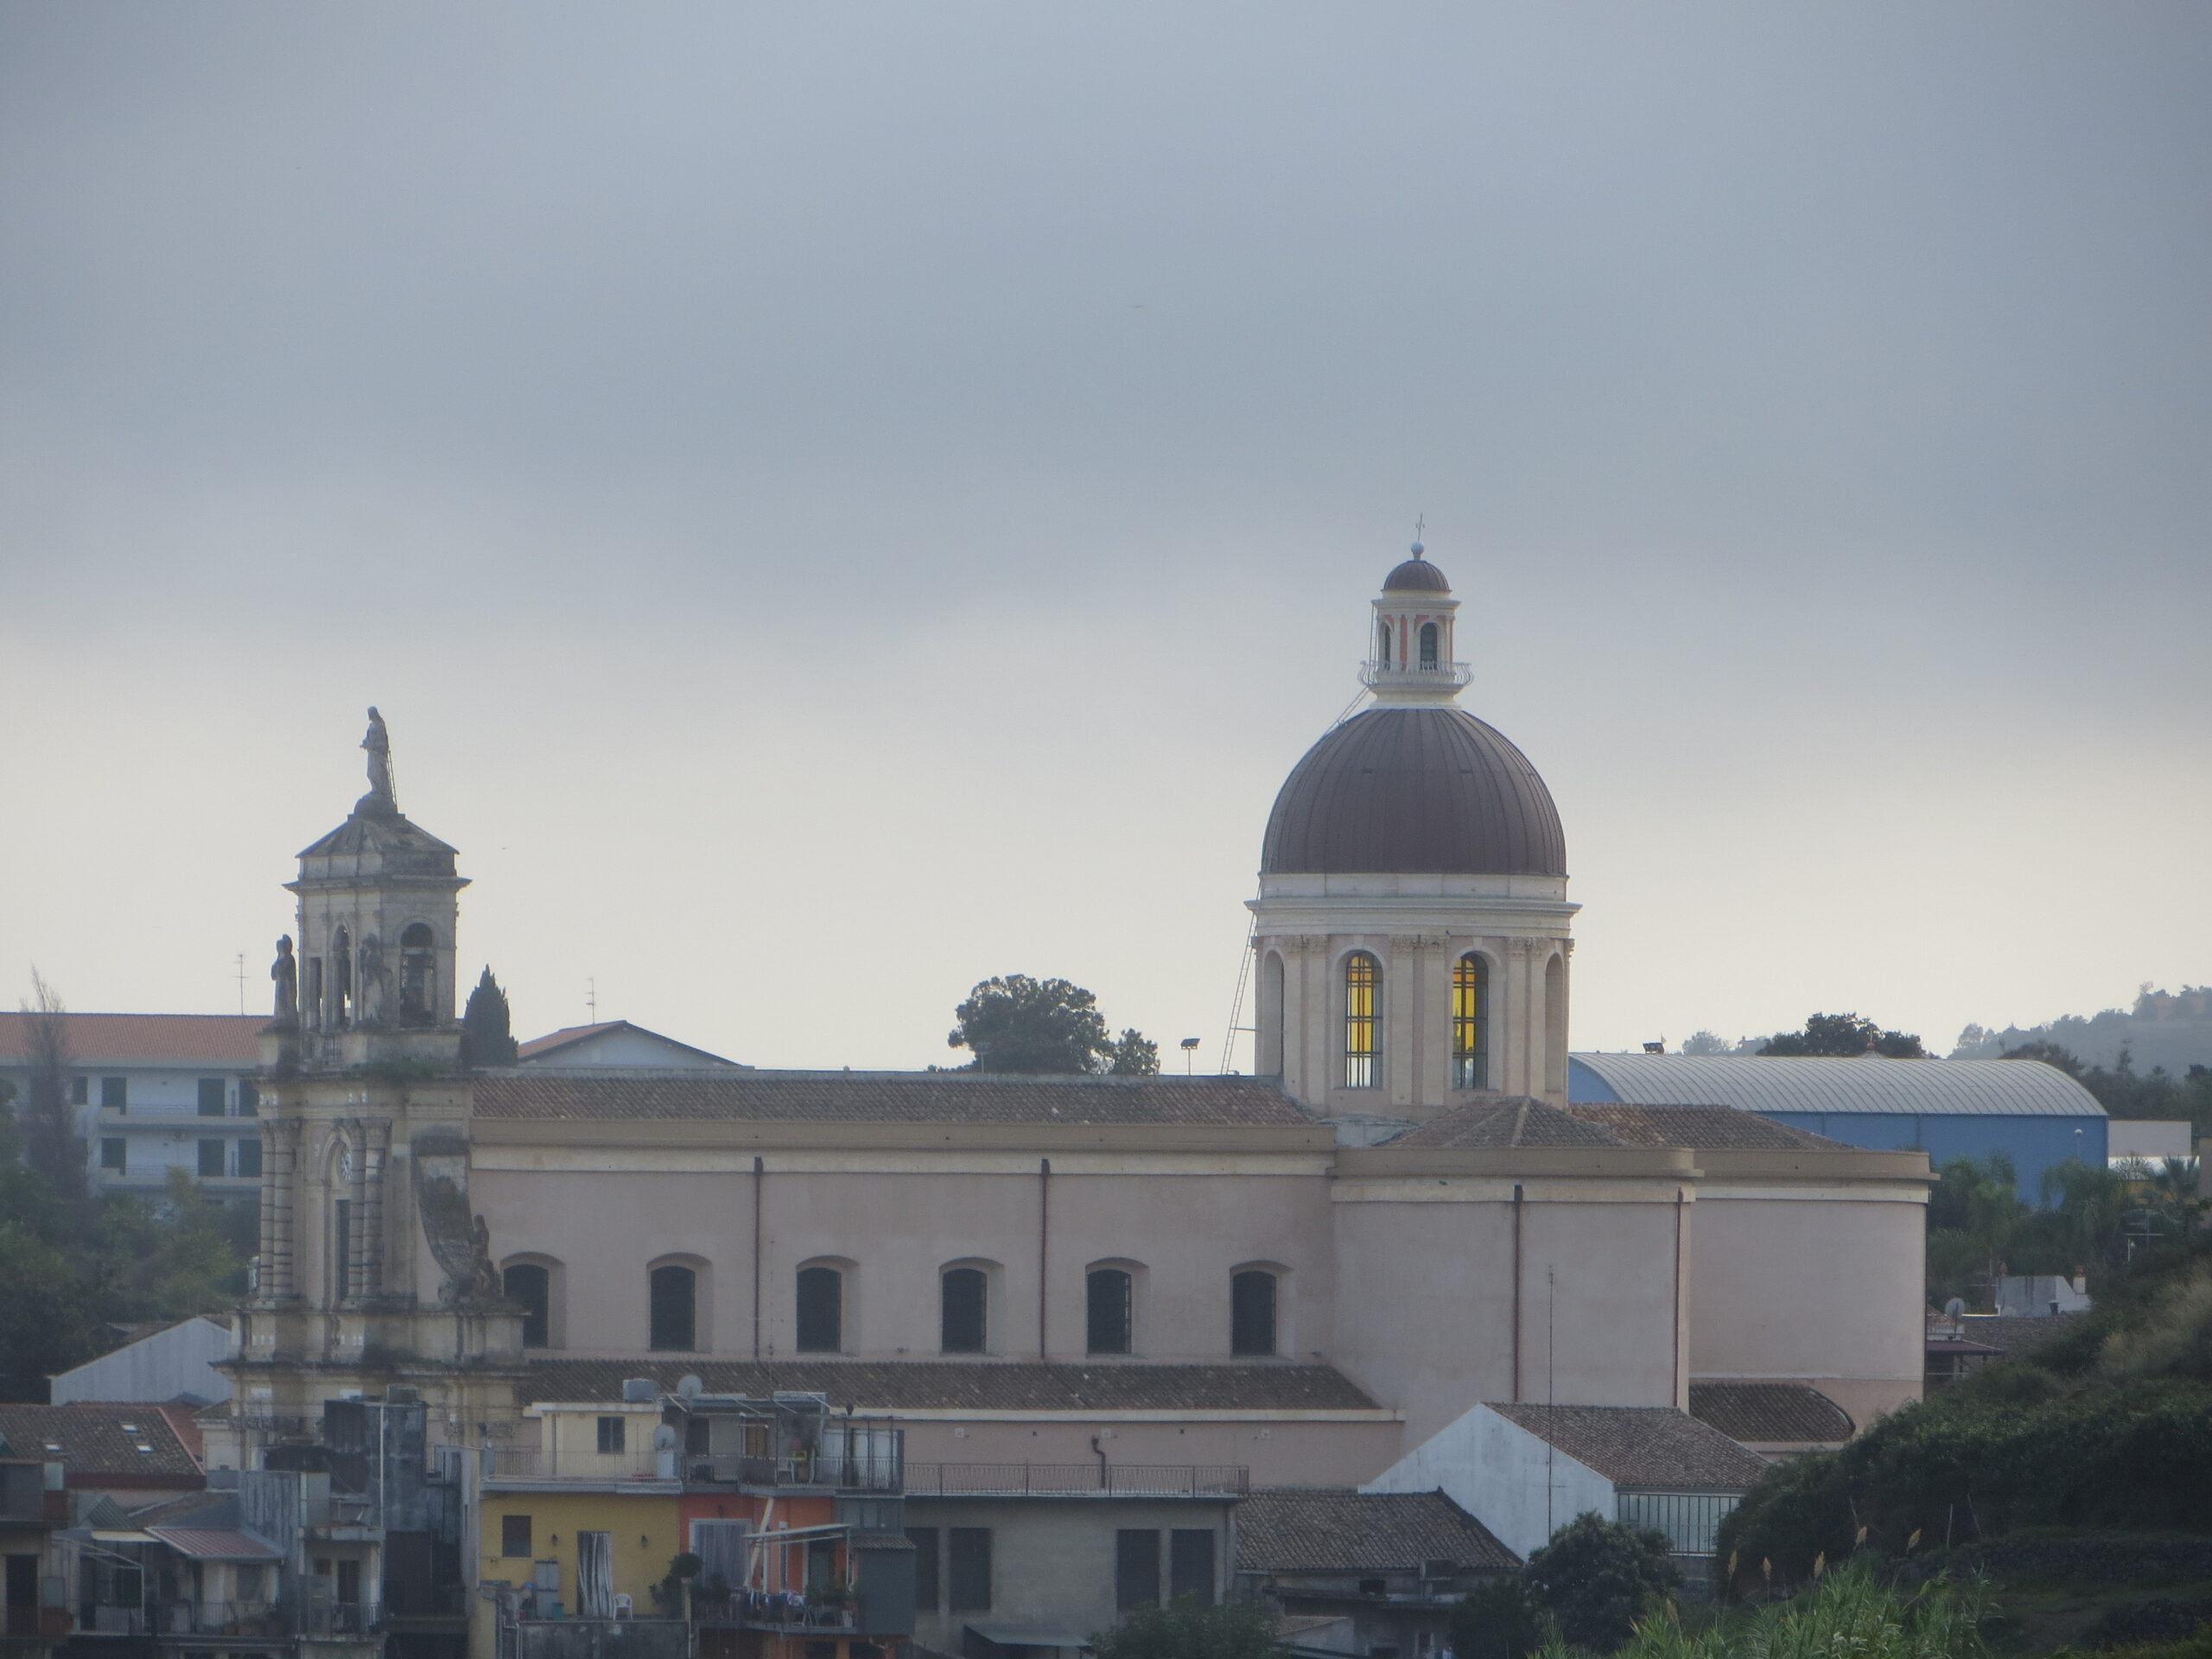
[{"left": 3, "top": 3, "right": 2207, "bottom": 1071}]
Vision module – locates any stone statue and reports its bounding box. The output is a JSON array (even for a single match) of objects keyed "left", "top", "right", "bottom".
[
  {"left": 356, "top": 934, "right": 386, "bottom": 1026},
  {"left": 468, "top": 1214, "right": 501, "bottom": 1298},
  {"left": 359, "top": 706, "right": 397, "bottom": 814},
  {"left": 270, "top": 935, "right": 298, "bottom": 1025}
]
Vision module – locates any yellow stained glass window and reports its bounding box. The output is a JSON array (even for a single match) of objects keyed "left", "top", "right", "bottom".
[
  {"left": 1344, "top": 952, "right": 1379, "bottom": 1088},
  {"left": 1452, "top": 954, "right": 1489, "bottom": 1090}
]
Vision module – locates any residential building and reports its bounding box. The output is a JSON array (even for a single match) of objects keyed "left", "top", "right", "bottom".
[
  {"left": 0, "top": 1012, "right": 266, "bottom": 1200},
  {"left": 1234, "top": 1490, "right": 1517, "bottom": 1659},
  {"left": 515, "top": 1024, "right": 741, "bottom": 1070}
]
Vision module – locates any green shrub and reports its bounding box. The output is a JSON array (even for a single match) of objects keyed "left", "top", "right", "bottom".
[{"left": 1523, "top": 1513, "right": 1681, "bottom": 1654}]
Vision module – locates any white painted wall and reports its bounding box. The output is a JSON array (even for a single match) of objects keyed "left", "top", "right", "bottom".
[
  {"left": 52, "top": 1315, "right": 236, "bottom": 1404},
  {"left": 1362, "top": 1402, "right": 1612, "bottom": 1560}
]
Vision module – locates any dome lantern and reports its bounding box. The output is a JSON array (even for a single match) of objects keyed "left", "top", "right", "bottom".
[{"left": 1363, "top": 545, "right": 1469, "bottom": 704}]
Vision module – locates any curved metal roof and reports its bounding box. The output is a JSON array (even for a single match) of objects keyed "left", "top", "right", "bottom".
[
  {"left": 1262, "top": 707, "right": 1567, "bottom": 876},
  {"left": 1567, "top": 1053, "right": 2105, "bottom": 1118},
  {"left": 1382, "top": 556, "right": 1452, "bottom": 593}
]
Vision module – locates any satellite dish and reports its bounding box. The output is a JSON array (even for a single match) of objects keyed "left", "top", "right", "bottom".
[
  {"left": 1943, "top": 1297, "right": 1966, "bottom": 1319},
  {"left": 652, "top": 1426, "right": 677, "bottom": 1450},
  {"left": 677, "top": 1375, "right": 704, "bottom": 1399}
]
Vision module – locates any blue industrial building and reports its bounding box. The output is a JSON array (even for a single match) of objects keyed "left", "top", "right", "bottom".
[{"left": 1568, "top": 1052, "right": 2106, "bottom": 1200}]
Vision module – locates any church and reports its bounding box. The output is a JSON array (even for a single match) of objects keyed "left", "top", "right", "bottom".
[{"left": 213, "top": 549, "right": 1929, "bottom": 1656}]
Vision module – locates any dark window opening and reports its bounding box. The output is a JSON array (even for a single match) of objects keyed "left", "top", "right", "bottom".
[
  {"left": 650, "top": 1264, "right": 696, "bottom": 1351},
  {"left": 333, "top": 1200, "right": 353, "bottom": 1300},
  {"left": 907, "top": 1529, "right": 939, "bottom": 1611},
  {"left": 335, "top": 1561, "right": 361, "bottom": 1605},
  {"left": 505, "top": 1264, "right": 551, "bottom": 1348},
  {"left": 236, "top": 1137, "right": 261, "bottom": 1179},
  {"left": 596, "top": 1416, "right": 626, "bottom": 1455},
  {"left": 70, "top": 1077, "right": 87, "bottom": 1105},
  {"left": 398, "top": 923, "right": 437, "bottom": 1027},
  {"left": 1376, "top": 623, "right": 1392, "bottom": 667},
  {"left": 100, "top": 1077, "right": 127, "bottom": 1111},
  {"left": 1115, "top": 1530, "right": 1160, "bottom": 1611},
  {"left": 797, "top": 1266, "right": 842, "bottom": 1352},
  {"left": 1231, "top": 1270, "right": 1278, "bottom": 1357},
  {"left": 1087, "top": 1268, "right": 1133, "bottom": 1355},
  {"left": 1419, "top": 621, "right": 1439, "bottom": 668},
  {"left": 197, "top": 1078, "right": 226, "bottom": 1116},
  {"left": 99, "top": 1138, "right": 125, "bottom": 1173},
  {"left": 237, "top": 1079, "right": 259, "bottom": 1117},
  {"left": 1169, "top": 1530, "right": 1216, "bottom": 1605},
  {"left": 941, "top": 1267, "right": 988, "bottom": 1354},
  {"left": 331, "top": 928, "right": 353, "bottom": 1029},
  {"left": 501, "top": 1516, "right": 532, "bottom": 1558},
  {"left": 198, "top": 1139, "right": 226, "bottom": 1178},
  {"left": 947, "top": 1528, "right": 991, "bottom": 1612}
]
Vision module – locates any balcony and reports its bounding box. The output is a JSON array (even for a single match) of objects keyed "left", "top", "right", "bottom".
[
  {"left": 1357, "top": 658, "right": 1472, "bottom": 691},
  {"left": 691, "top": 1591, "right": 858, "bottom": 1632},
  {"left": 152, "top": 1599, "right": 311, "bottom": 1639},
  {"left": 903, "top": 1462, "right": 1247, "bottom": 1497},
  {"left": 682, "top": 1444, "right": 901, "bottom": 1494},
  {"left": 481, "top": 1447, "right": 676, "bottom": 1489},
  {"left": 497, "top": 1618, "right": 690, "bottom": 1659}
]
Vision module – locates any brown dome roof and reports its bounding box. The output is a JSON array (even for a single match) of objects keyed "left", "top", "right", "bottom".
[
  {"left": 1382, "top": 557, "right": 1451, "bottom": 593},
  {"left": 1261, "top": 708, "right": 1566, "bottom": 876}
]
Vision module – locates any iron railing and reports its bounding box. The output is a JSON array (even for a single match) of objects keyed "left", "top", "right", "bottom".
[{"left": 903, "top": 1462, "right": 1247, "bottom": 1497}]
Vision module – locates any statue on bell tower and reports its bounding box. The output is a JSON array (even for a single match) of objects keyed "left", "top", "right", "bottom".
[{"left": 359, "top": 706, "right": 397, "bottom": 816}]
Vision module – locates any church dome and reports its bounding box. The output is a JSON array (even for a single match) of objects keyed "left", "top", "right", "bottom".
[
  {"left": 1261, "top": 707, "right": 1567, "bottom": 876},
  {"left": 1382, "top": 556, "right": 1451, "bottom": 594}
]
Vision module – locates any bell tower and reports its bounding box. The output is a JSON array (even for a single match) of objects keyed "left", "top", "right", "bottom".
[{"left": 228, "top": 711, "right": 520, "bottom": 1470}]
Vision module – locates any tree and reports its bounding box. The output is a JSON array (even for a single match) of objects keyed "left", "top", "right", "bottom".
[
  {"left": 948, "top": 976, "right": 1160, "bottom": 1075},
  {"left": 1091, "top": 1598, "right": 1281, "bottom": 1659},
  {"left": 1521, "top": 1512, "right": 1681, "bottom": 1654},
  {"left": 1760, "top": 1013, "right": 1925, "bottom": 1059},
  {"left": 18, "top": 969, "right": 86, "bottom": 1200},
  {"left": 462, "top": 967, "right": 520, "bottom": 1066},
  {"left": 1448, "top": 1576, "right": 1542, "bottom": 1659},
  {"left": 1679, "top": 1031, "right": 1738, "bottom": 1057}
]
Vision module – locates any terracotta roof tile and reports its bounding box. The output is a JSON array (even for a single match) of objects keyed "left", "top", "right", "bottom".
[
  {"left": 0, "top": 1013, "right": 265, "bottom": 1065},
  {"left": 475, "top": 1071, "right": 1311, "bottom": 1128},
  {"left": 1236, "top": 1489, "right": 1518, "bottom": 1573},
  {"left": 1388, "top": 1098, "right": 1621, "bottom": 1149},
  {"left": 1485, "top": 1403, "right": 1770, "bottom": 1490},
  {"left": 1567, "top": 1104, "right": 1847, "bottom": 1151},
  {"left": 523, "top": 1358, "right": 1376, "bottom": 1412},
  {"left": 0, "top": 1403, "right": 202, "bottom": 1480},
  {"left": 1687, "top": 1382, "right": 1853, "bottom": 1446}
]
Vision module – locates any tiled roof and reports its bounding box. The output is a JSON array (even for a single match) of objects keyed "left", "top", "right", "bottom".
[
  {"left": 523, "top": 1359, "right": 1377, "bottom": 1412},
  {"left": 148, "top": 1528, "right": 283, "bottom": 1560},
  {"left": 475, "top": 1071, "right": 1311, "bottom": 1128},
  {"left": 1485, "top": 1403, "right": 1770, "bottom": 1490},
  {"left": 0, "top": 1013, "right": 265, "bottom": 1065},
  {"left": 0, "top": 1403, "right": 202, "bottom": 1478},
  {"left": 1687, "top": 1382, "right": 1854, "bottom": 1445},
  {"left": 1236, "top": 1489, "right": 1518, "bottom": 1573},
  {"left": 517, "top": 1021, "right": 739, "bottom": 1065},
  {"left": 1959, "top": 1312, "right": 2093, "bottom": 1357},
  {"left": 1567, "top": 1104, "right": 1847, "bottom": 1151},
  {"left": 1388, "top": 1098, "right": 1621, "bottom": 1150}
]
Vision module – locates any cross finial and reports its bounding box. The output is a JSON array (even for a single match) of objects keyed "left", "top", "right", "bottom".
[{"left": 1411, "top": 514, "right": 1426, "bottom": 556}]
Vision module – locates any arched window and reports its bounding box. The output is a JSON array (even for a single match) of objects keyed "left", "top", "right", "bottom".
[
  {"left": 649, "top": 1264, "right": 696, "bottom": 1351},
  {"left": 1419, "top": 621, "right": 1439, "bottom": 668},
  {"left": 1343, "top": 952, "right": 1380, "bottom": 1089},
  {"left": 398, "top": 923, "right": 437, "bottom": 1026},
  {"left": 797, "top": 1265, "right": 843, "bottom": 1352},
  {"left": 1376, "top": 620, "right": 1392, "bottom": 667},
  {"left": 1087, "top": 1267, "right": 1133, "bottom": 1355},
  {"left": 1230, "top": 1269, "right": 1278, "bottom": 1357},
  {"left": 1452, "top": 954, "right": 1491, "bottom": 1090},
  {"left": 331, "top": 927, "right": 353, "bottom": 1028},
  {"left": 941, "top": 1267, "right": 988, "bottom": 1354},
  {"left": 505, "top": 1263, "right": 551, "bottom": 1348}
]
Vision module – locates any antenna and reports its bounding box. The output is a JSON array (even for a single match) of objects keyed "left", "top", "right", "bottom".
[
  {"left": 235, "top": 953, "right": 247, "bottom": 1016},
  {"left": 587, "top": 977, "right": 597, "bottom": 1022},
  {"left": 1546, "top": 1264, "right": 1556, "bottom": 1542}
]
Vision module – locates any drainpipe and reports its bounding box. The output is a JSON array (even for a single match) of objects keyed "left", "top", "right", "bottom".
[
  {"left": 1671, "top": 1185, "right": 1686, "bottom": 1409},
  {"left": 752, "top": 1157, "right": 765, "bottom": 1359},
  {"left": 1038, "top": 1160, "right": 1052, "bottom": 1360},
  {"left": 1511, "top": 1183, "right": 1525, "bottom": 1403}
]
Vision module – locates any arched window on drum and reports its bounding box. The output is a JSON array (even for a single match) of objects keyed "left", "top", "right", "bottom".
[
  {"left": 1452, "top": 954, "right": 1490, "bottom": 1090},
  {"left": 1344, "top": 952, "right": 1380, "bottom": 1089}
]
